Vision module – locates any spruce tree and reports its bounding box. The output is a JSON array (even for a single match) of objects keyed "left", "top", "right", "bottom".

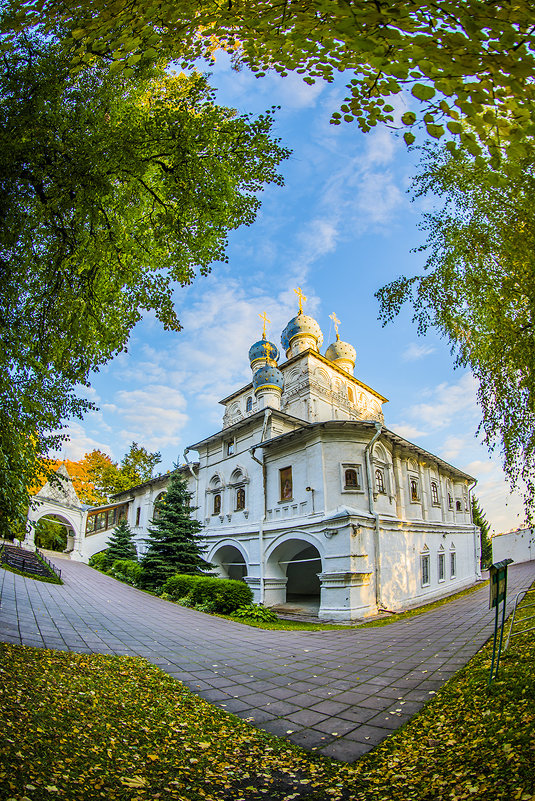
[
  {"left": 106, "top": 520, "right": 138, "bottom": 565},
  {"left": 139, "top": 472, "right": 210, "bottom": 592},
  {"left": 472, "top": 496, "right": 493, "bottom": 568}
]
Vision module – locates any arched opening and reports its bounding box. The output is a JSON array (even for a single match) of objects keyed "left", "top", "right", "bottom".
[
  {"left": 286, "top": 544, "right": 321, "bottom": 602},
  {"left": 211, "top": 544, "right": 247, "bottom": 581},
  {"left": 266, "top": 538, "right": 322, "bottom": 613},
  {"left": 33, "top": 513, "right": 72, "bottom": 552}
]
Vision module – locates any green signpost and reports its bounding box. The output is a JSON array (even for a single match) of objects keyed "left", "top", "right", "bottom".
[{"left": 488, "top": 558, "right": 514, "bottom": 684}]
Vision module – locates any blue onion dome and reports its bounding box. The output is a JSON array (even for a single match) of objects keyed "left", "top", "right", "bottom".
[
  {"left": 248, "top": 339, "right": 279, "bottom": 365},
  {"left": 252, "top": 364, "right": 284, "bottom": 391},
  {"left": 281, "top": 312, "right": 323, "bottom": 351},
  {"left": 325, "top": 339, "right": 356, "bottom": 365}
]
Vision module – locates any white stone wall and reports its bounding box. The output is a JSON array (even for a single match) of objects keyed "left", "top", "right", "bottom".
[{"left": 492, "top": 528, "right": 535, "bottom": 565}]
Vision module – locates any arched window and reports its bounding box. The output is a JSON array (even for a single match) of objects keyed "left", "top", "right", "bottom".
[
  {"left": 213, "top": 494, "right": 221, "bottom": 515},
  {"left": 345, "top": 468, "right": 359, "bottom": 489},
  {"left": 236, "top": 487, "right": 245, "bottom": 511},
  {"left": 153, "top": 491, "right": 166, "bottom": 519},
  {"left": 456, "top": 500, "right": 462, "bottom": 512},
  {"left": 410, "top": 478, "right": 419, "bottom": 502},
  {"left": 347, "top": 386, "right": 354, "bottom": 403},
  {"left": 375, "top": 468, "right": 385, "bottom": 494},
  {"left": 246, "top": 396, "right": 253, "bottom": 412},
  {"left": 431, "top": 481, "right": 439, "bottom": 505}
]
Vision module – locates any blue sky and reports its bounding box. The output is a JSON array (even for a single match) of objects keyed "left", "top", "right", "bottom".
[{"left": 60, "top": 54, "right": 524, "bottom": 534}]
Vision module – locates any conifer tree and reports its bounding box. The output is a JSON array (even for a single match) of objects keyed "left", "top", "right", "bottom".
[
  {"left": 139, "top": 472, "right": 210, "bottom": 591},
  {"left": 472, "top": 496, "right": 493, "bottom": 568},
  {"left": 106, "top": 520, "right": 138, "bottom": 565}
]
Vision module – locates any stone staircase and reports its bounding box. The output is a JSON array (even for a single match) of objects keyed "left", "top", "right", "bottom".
[{"left": 0, "top": 544, "right": 61, "bottom": 580}]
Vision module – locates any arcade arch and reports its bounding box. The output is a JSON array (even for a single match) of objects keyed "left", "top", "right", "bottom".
[
  {"left": 210, "top": 542, "right": 248, "bottom": 581},
  {"left": 265, "top": 536, "right": 323, "bottom": 607}
]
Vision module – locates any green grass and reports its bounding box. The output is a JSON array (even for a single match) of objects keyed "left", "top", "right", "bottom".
[{"left": 0, "top": 585, "right": 533, "bottom": 801}]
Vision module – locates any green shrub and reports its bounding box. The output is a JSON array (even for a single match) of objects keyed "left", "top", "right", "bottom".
[
  {"left": 109, "top": 559, "right": 143, "bottom": 586},
  {"left": 231, "top": 604, "right": 279, "bottom": 622},
  {"left": 162, "top": 574, "right": 252, "bottom": 613},
  {"left": 88, "top": 551, "right": 110, "bottom": 571}
]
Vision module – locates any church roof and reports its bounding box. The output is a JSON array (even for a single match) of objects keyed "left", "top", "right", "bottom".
[
  {"left": 257, "top": 420, "right": 476, "bottom": 482},
  {"left": 188, "top": 408, "right": 306, "bottom": 451}
]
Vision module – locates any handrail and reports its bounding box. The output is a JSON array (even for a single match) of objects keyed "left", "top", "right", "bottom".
[{"left": 503, "top": 587, "right": 535, "bottom": 652}]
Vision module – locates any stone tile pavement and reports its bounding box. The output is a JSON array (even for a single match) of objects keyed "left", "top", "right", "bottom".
[{"left": 1, "top": 558, "right": 534, "bottom": 762}]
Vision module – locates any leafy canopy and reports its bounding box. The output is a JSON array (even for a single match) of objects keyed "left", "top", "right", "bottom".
[
  {"left": 0, "top": 28, "right": 289, "bottom": 535},
  {"left": 20, "top": 0, "right": 535, "bottom": 156},
  {"left": 376, "top": 146, "right": 535, "bottom": 517}
]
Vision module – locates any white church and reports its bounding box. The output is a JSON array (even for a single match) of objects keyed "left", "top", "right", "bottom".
[{"left": 26, "top": 290, "right": 482, "bottom": 620}]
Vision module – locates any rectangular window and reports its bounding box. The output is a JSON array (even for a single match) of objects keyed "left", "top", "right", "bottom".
[
  {"left": 450, "top": 551, "right": 457, "bottom": 578},
  {"left": 280, "top": 467, "right": 293, "bottom": 500},
  {"left": 95, "top": 512, "right": 107, "bottom": 532},
  {"left": 117, "top": 504, "right": 128, "bottom": 523},
  {"left": 86, "top": 514, "right": 96, "bottom": 534},
  {"left": 342, "top": 464, "right": 361, "bottom": 490},
  {"left": 226, "top": 440, "right": 235, "bottom": 456},
  {"left": 421, "top": 554, "right": 430, "bottom": 586},
  {"left": 438, "top": 552, "right": 445, "bottom": 582},
  {"left": 135, "top": 507, "right": 141, "bottom": 526},
  {"left": 107, "top": 508, "right": 117, "bottom": 529}
]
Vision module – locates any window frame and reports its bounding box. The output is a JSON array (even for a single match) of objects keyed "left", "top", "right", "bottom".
[
  {"left": 430, "top": 480, "right": 440, "bottom": 506},
  {"left": 279, "top": 466, "right": 293, "bottom": 501},
  {"left": 450, "top": 549, "right": 457, "bottom": 578},
  {"left": 213, "top": 493, "right": 222, "bottom": 515},
  {"left": 341, "top": 463, "right": 362, "bottom": 492},
  {"left": 375, "top": 467, "right": 386, "bottom": 495},
  {"left": 235, "top": 486, "right": 246, "bottom": 511},
  {"left": 409, "top": 476, "right": 420, "bottom": 503},
  {"left": 421, "top": 552, "right": 431, "bottom": 587},
  {"left": 438, "top": 550, "right": 445, "bottom": 582}
]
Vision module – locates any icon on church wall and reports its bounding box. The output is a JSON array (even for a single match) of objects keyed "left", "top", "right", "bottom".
[{"left": 280, "top": 467, "right": 293, "bottom": 500}]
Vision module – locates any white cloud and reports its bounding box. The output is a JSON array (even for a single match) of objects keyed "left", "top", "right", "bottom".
[
  {"left": 440, "top": 435, "right": 467, "bottom": 461},
  {"left": 388, "top": 423, "right": 429, "bottom": 441},
  {"left": 114, "top": 386, "right": 189, "bottom": 451},
  {"left": 402, "top": 343, "right": 436, "bottom": 362},
  {"left": 55, "top": 422, "right": 112, "bottom": 461},
  {"left": 407, "top": 372, "right": 479, "bottom": 431}
]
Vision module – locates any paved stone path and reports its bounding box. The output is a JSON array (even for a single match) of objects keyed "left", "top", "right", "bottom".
[{"left": 1, "top": 558, "right": 534, "bottom": 762}]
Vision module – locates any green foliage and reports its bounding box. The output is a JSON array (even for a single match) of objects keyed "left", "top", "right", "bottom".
[
  {"left": 0, "top": 27, "right": 289, "bottom": 534},
  {"left": 30, "top": 0, "right": 535, "bottom": 156},
  {"left": 1, "top": 584, "right": 534, "bottom": 799},
  {"left": 163, "top": 573, "right": 253, "bottom": 614},
  {"left": 231, "top": 604, "right": 278, "bottom": 622},
  {"left": 472, "top": 496, "right": 493, "bottom": 567},
  {"left": 33, "top": 518, "right": 67, "bottom": 552},
  {"left": 377, "top": 145, "right": 535, "bottom": 517},
  {"left": 139, "top": 472, "right": 211, "bottom": 592},
  {"left": 109, "top": 558, "right": 143, "bottom": 586},
  {"left": 88, "top": 550, "right": 110, "bottom": 571},
  {"left": 106, "top": 520, "right": 137, "bottom": 564}
]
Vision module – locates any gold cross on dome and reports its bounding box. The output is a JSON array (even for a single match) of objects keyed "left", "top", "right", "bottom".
[
  {"left": 262, "top": 341, "right": 272, "bottom": 359},
  {"left": 294, "top": 286, "right": 307, "bottom": 314},
  {"left": 259, "top": 311, "right": 270, "bottom": 340},
  {"left": 329, "top": 311, "right": 341, "bottom": 340}
]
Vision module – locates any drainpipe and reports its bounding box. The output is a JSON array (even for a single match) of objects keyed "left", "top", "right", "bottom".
[
  {"left": 183, "top": 448, "right": 198, "bottom": 482},
  {"left": 467, "top": 478, "right": 482, "bottom": 578},
  {"left": 364, "top": 421, "right": 383, "bottom": 608},
  {"left": 250, "top": 409, "right": 272, "bottom": 604}
]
